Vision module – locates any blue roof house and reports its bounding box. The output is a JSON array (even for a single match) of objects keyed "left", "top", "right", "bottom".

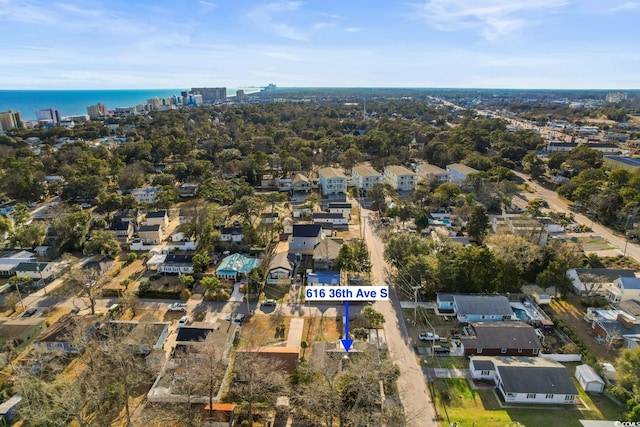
[{"left": 216, "top": 253, "right": 261, "bottom": 281}]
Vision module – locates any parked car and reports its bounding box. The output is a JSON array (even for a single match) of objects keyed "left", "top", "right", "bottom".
[
  {"left": 22, "top": 307, "right": 37, "bottom": 317},
  {"left": 419, "top": 332, "right": 440, "bottom": 341},
  {"left": 431, "top": 345, "right": 451, "bottom": 354},
  {"left": 167, "top": 302, "right": 187, "bottom": 312},
  {"left": 177, "top": 316, "right": 189, "bottom": 328},
  {"left": 224, "top": 314, "right": 232, "bottom": 322},
  {"left": 234, "top": 314, "right": 246, "bottom": 325},
  {"left": 262, "top": 299, "right": 277, "bottom": 307}
]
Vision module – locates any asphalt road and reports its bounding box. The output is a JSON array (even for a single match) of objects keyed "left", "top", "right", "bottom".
[
  {"left": 512, "top": 170, "right": 640, "bottom": 264},
  {"left": 362, "top": 207, "right": 439, "bottom": 426}
]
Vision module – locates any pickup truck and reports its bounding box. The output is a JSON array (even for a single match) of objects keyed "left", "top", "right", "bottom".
[
  {"left": 419, "top": 332, "right": 440, "bottom": 341},
  {"left": 167, "top": 303, "right": 187, "bottom": 312}
]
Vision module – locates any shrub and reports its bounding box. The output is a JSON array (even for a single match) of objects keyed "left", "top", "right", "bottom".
[
  {"left": 138, "top": 280, "right": 151, "bottom": 292},
  {"left": 121, "top": 278, "right": 132, "bottom": 289},
  {"left": 127, "top": 252, "right": 137, "bottom": 263},
  {"left": 352, "top": 327, "right": 369, "bottom": 340},
  {"left": 150, "top": 274, "right": 161, "bottom": 281},
  {"left": 180, "top": 288, "right": 192, "bottom": 300}
]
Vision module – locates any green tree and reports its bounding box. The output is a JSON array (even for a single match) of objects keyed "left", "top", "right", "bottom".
[
  {"left": 180, "top": 275, "right": 195, "bottom": 288},
  {"left": 84, "top": 230, "right": 121, "bottom": 255},
  {"left": 200, "top": 276, "right": 219, "bottom": 294},
  {"left": 11, "top": 203, "right": 31, "bottom": 228},
  {"left": 192, "top": 252, "right": 211, "bottom": 275},
  {"left": 361, "top": 306, "right": 385, "bottom": 328},
  {"left": 367, "top": 183, "right": 386, "bottom": 213},
  {"left": 467, "top": 205, "right": 489, "bottom": 243},
  {"left": 522, "top": 152, "right": 546, "bottom": 178}
]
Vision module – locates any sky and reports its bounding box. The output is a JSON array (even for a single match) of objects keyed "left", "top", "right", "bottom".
[{"left": 1, "top": 0, "right": 639, "bottom": 89}]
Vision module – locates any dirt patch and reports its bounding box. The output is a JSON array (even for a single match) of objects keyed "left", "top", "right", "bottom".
[
  {"left": 240, "top": 313, "right": 340, "bottom": 349},
  {"left": 600, "top": 255, "right": 640, "bottom": 270},
  {"left": 547, "top": 297, "right": 619, "bottom": 362}
]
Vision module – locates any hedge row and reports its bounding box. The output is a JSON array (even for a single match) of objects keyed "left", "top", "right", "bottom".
[{"left": 554, "top": 319, "right": 598, "bottom": 366}]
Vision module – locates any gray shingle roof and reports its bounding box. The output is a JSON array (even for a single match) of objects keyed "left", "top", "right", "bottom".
[
  {"left": 454, "top": 295, "right": 513, "bottom": 317},
  {"left": 461, "top": 322, "right": 541, "bottom": 350}
]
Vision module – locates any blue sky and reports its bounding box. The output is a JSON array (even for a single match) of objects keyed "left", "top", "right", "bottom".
[{"left": 1, "top": 0, "right": 639, "bottom": 89}]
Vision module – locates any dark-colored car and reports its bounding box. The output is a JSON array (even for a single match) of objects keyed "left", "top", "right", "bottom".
[
  {"left": 234, "top": 314, "right": 246, "bottom": 325},
  {"left": 22, "top": 307, "right": 37, "bottom": 317}
]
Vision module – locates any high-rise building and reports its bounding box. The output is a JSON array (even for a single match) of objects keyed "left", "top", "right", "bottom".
[
  {"left": 0, "top": 109, "right": 23, "bottom": 132},
  {"left": 236, "top": 90, "right": 247, "bottom": 102},
  {"left": 606, "top": 92, "right": 628, "bottom": 103},
  {"left": 36, "top": 108, "right": 62, "bottom": 124},
  {"left": 191, "top": 87, "right": 227, "bottom": 103},
  {"left": 87, "top": 103, "right": 107, "bottom": 119}
]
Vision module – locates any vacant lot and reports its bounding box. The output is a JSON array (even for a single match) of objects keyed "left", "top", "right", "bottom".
[
  {"left": 240, "top": 314, "right": 340, "bottom": 349},
  {"left": 548, "top": 297, "right": 619, "bottom": 362}
]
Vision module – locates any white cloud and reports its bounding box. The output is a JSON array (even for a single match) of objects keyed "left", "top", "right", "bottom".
[
  {"left": 610, "top": 1, "right": 640, "bottom": 11},
  {"left": 246, "top": 2, "right": 310, "bottom": 41},
  {"left": 344, "top": 27, "right": 362, "bottom": 33},
  {"left": 411, "top": 0, "right": 569, "bottom": 40}
]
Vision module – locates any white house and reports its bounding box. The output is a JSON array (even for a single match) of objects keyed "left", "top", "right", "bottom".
[
  {"left": 145, "top": 210, "right": 169, "bottom": 228},
  {"left": 14, "top": 262, "right": 55, "bottom": 281},
  {"left": 327, "top": 202, "right": 352, "bottom": 216},
  {"left": 289, "top": 224, "right": 323, "bottom": 255},
  {"left": 606, "top": 277, "right": 640, "bottom": 303},
  {"left": 351, "top": 165, "right": 383, "bottom": 190},
  {"left": 157, "top": 254, "right": 194, "bottom": 274},
  {"left": 318, "top": 167, "right": 348, "bottom": 196},
  {"left": 220, "top": 226, "right": 243, "bottom": 243},
  {"left": 383, "top": 165, "right": 417, "bottom": 192},
  {"left": 130, "top": 187, "right": 162, "bottom": 204},
  {"left": 547, "top": 141, "right": 578, "bottom": 152},
  {"left": 575, "top": 364, "right": 605, "bottom": 393},
  {"left": 469, "top": 356, "right": 578, "bottom": 405},
  {"left": 291, "top": 173, "right": 312, "bottom": 193},
  {"left": 0, "top": 251, "right": 37, "bottom": 277},
  {"left": 415, "top": 163, "right": 450, "bottom": 184},
  {"left": 312, "top": 213, "right": 349, "bottom": 226},
  {"left": 266, "top": 252, "right": 295, "bottom": 285},
  {"left": 446, "top": 163, "right": 479, "bottom": 185},
  {"left": 138, "top": 224, "right": 163, "bottom": 245},
  {"left": 566, "top": 268, "right": 636, "bottom": 296}
]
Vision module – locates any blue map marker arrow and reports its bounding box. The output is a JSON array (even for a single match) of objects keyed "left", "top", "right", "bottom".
[{"left": 341, "top": 301, "right": 353, "bottom": 352}]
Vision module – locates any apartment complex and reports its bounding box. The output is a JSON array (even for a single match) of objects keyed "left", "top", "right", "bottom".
[
  {"left": 0, "top": 109, "right": 23, "bottom": 132},
  {"left": 351, "top": 164, "right": 383, "bottom": 190},
  {"left": 415, "top": 163, "right": 450, "bottom": 184},
  {"left": 190, "top": 87, "right": 227, "bottom": 103},
  {"left": 36, "top": 108, "right": 62, "bottom": 124},
  {"left": 87, "top": 103, "right": 107, "bottom": 119},
  {"left": 383, "top": 165, "right": 417, "bottom": 191},
  {"left": 318, "top": 167, "right": 348, "bottom": 196}
]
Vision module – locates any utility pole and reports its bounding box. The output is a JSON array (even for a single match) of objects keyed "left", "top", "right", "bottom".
[{"left": 14, "top": 281, "right": 26, "bottom": 311}]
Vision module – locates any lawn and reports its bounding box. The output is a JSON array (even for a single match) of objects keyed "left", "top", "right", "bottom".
[
  {"left": 422, "top": 356, "right": 467, "bottom": 369},
  {"left": 431, "top": 378, "right": 622, "bottom": 427}
]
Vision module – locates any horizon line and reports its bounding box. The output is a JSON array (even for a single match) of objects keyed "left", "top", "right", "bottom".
[{"left": 1, "top": 86, "right": 639, "bottom": 91}]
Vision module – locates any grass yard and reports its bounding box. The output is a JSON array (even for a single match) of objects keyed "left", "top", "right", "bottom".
[
  {"left": 431, "top": 377, "right": 623, "bottom": 427},
  {"left": 422, "top": 356, "right": 467, "bottom": 369}
]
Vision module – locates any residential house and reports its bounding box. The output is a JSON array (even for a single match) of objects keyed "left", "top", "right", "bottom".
[
  {"left": 0, "top": 395, "right": 22, "bottom": 425},
  {"left": 603, "top": 156, "right": 640, "bottom": 173},
  {"left": 606, "top": 277, "right": 640, "bottom": 303},
  {"left": 83, "top": 255, "right": 116, "bottom": 276},
  {"left": 33, "top": 315, "right": 101, "bottom": 353},
  {"left": 220, "top": 226, "right": 243, "bottom": 243},
  {"left": 266, "top": 252, "right": 295, "bottom": 285},
  {"left": 291, "top": 173, "right": 312, "bottom": 193},
  {"left": 130, "top": 187, "right": 162, "bottom": 204},
  {"left": 446, "top": 163, "right": 479, "bottom": 185},
  {"left": 449, "top": 294, "right": 514, "bottom": 323},
  {"left": 383, "top": 165, "right": 417, "bottom": 192},
  {"left": 575, "top": 364, "right": 605, "bottom": 393},
  {"left": 546, "top": 141, "right": 578, "bottom": 152},
  {"left": 313, "top": 238, "right": 343, "bottom": 270},
  {"left": 415, "top": 163, "right": 450, "bottom": 184},
  {"left": 261, "top": 212, "right": 279, "bottom": 224},
  {"left": 117, "top": 209, "right": 145, "bottom": 227},
  {"left": 282, "top": 217, "right": 294, "bottom": 235},
  {"left": 567, "top": 268, "right": 636, "bottom": 296},
  {"left": 0, "top": 251, "right": 37, "bottom": 277},
  {"left": 318, "top": 167, "right": 348, "bottom": 196},
  {"left": 158, "top": 254, "right": 195, "bottom": 274},
  {"left": 203, "top": 403, "right": 236, "bottom": 427},
  {"left": 492, "top": 212, "right": 549, "bottom": 246},
  {"left": 0, "top": 317, "right": 47, "bottom": 351},
  {"left": 145, "top": 210, "right": 169, "bottom": 229},
  {"left": 469, "top": 356, "right": 578, "bottom": 405},
  {"left": 138, "top": 224, "right": 163, "bottom": 245},
  {"left": 327, "top": 202, "right": 352, "bottom": 216},
  {"left": 179, "top": 183, "right": 199, "bottom": 198},
  {"left": 460, "top": 321, "right": 542, "bottom": 356},
  {"left": 585, "top": 142, "right": 620, "bottom": 154},
  {"left": 110, "top": 218, "right": 134, "bottom": 243},
  {"left": 591, "top": 311, "right": 640, "bottom": 344},
  {"left": 236, "top": 347, "right": 300, "bottom": 373},
  {"left": 306, "top": 270, "right": 341, "bottom": 286},
  {"left": 96, "top": 319, "right": 170, "bottom": 355},
  {"left": 312, "top": 212, "right": 349, "bottom": 226},
  {"left": 436, "top": 293, "right": 455, "bottom": 313},
  {"left": 215, "top": 253, "right": 261, "bottom": 281},
  {"left": 289, "top": 224, "right": 323, "bottom": 255},
  {"left": 351, "top": 165, "right": 383, "bottom": 190},
  {"left": 14, "top": 262, "right": 54, "bottom": 281}
]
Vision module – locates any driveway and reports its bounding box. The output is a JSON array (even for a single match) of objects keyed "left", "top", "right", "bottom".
[{"left": 363, "top": 207, "right": 439, "bottom": 426}]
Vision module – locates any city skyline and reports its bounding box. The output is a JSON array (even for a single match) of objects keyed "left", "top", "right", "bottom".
[{"left": 1, "top": 0, "right": 639, "bottom": 90}]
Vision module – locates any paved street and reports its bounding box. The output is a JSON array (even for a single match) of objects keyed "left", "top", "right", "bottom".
[
  {"left": 512, "top": 170, "right": 640, "bottom": 264},
  {"left": 362, "top": 207, "right": 439, "bottom": 426}
]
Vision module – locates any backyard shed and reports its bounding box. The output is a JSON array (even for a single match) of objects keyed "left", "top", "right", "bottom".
[{"left": 575, "top": 364, "right": 605, "bottom": 393}]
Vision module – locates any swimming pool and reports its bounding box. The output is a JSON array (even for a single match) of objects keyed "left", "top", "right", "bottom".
[{"left": 512, "top": 306, "right": 531, "bottom": 321}]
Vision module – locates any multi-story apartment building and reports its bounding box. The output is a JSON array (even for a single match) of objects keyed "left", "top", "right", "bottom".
[
  {"left": 446, "top": 163, "right": 479, "bottom": 185},
  {"left": 351, "top": 165, "right": 383, "bottom": 190},
  {"left": 130, "top": 187, "right": 162, "bottom": 204},
  {"left": 318, "top": 167, "right": 348, "bottom": 196},
  {"left": 36, "top": 108, "right": 62, "bottom": 124},
  {"left": 0, "top": 109, "right": 23, "bottom": 132},
  {"left": 415, "top": 163, "right": 450, "bottom": 184},
  {"left": 191, "top": 87, "right": 227, "bottom": 103},
  {"left": 383, "top": 165, "right": 417, "bottom": 191},
  {"left": 87, "top": 103, "right": 107, "bottom": 119}
]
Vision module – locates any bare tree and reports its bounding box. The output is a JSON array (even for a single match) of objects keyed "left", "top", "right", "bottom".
[{"left": 579, "top": 273, "right": 610, "bottom": 298}]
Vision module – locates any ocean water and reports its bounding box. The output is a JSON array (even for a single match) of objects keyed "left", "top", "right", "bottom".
[{"left": 0, "top": 88, "right": 261, "bottom": 120}]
